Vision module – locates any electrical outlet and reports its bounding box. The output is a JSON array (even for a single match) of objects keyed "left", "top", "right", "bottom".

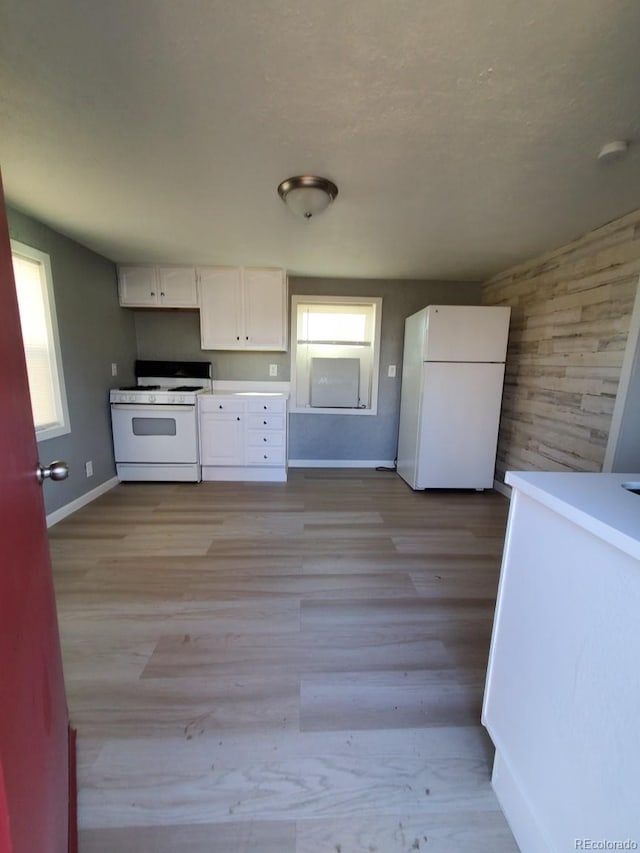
[
  {"left": 269, "top": 364, "right": 278, "bottom": 377},
  {"left": 111, "top": 362, "right": 118, "bottom": 376},
  {"left": 388, "top": 364, "right": 397, "bottom": 378},
  {"left": 85, "top": 460, "right": 93, "bottom": 478}
]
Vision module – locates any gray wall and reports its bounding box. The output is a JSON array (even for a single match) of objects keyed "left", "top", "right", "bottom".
[
  {"left": 289, "top": 278, "right": 481, "bottom": 461},
  {"left": 8, "top": 207, "right": 137, "bottom": 513},
  {"left": 133, "top": 309, "right": 287, "bottom": 380},
  {"left": 135, "top": 276, "right": 482, "bottom": 463}
]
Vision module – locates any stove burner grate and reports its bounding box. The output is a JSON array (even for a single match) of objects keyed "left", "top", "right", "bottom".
[{"left": 119, "top": 385, "right": 161, "bottom": 391}]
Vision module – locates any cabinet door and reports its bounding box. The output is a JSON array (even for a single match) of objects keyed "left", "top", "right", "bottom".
[
  {"left": 118, "top": 266, "right": 159, "bottom": 306},
  {"left": 158, "top": 267, "right": 198, "bottom": 307},
  {"left": 243, "top": 268, "right": 287, "bottom": 350},
  {"left": 199, "top": 412, "right": 244, "bottom": 465},
  {"left": 198, "top": 267, "right": 243, "bottom": 349}
]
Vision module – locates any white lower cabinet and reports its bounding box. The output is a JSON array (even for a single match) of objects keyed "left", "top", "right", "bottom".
[
  {"left": 199, "top": 394, "right": 287, "bottom": 482},
  {"left": 199, "top": 414, "right": 244, "bottom": 466}
]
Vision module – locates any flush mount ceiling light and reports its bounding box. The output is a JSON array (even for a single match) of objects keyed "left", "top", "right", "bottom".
[
  {"left": 597, "top": 140, "right": 629, "bottom": 162},
  {"left": 277, "top": 175, "right": 338, "bottom": 219}
]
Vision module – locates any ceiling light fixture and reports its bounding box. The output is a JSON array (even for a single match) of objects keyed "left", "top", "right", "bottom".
[
  {"left": 597, "top": 140, "right": 629, "bottom": 162},
  {"left": 277, "top": 175, "right": 338, "bottom": 219}
]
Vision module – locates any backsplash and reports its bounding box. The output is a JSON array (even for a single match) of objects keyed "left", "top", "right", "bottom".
[{"left": 133, "top": 309, "right": 289, "bottom": 381}]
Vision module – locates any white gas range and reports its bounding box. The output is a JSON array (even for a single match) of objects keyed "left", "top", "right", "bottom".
[{"left": 110, "top": 360, "right": 212, "bottom": 482}]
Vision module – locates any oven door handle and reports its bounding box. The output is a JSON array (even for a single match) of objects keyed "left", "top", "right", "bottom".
[{"left": 111, "top": 404, "right": 194, "bottom": 412}]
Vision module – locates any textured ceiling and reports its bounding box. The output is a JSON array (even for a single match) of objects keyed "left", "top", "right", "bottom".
[{"left": 1, "top": 0, "right": 640, "bottom": 279}]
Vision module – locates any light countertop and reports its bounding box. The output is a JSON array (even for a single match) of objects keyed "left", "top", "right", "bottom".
[
  {"left": 203, "top": 380, "right": 290, "bottom": 397},
  {"left": 505, "top": 471, "right": 640, "bottom": 561},
  {"left": 202, "top": 390, "right": 288, "bottom": 397}
]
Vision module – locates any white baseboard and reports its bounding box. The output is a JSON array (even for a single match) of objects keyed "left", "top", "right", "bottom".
[
  {"left": 46, "top": 476, "right": 119, "bottom": 528},
  {"left": 288, "top": 459, "right": 396, "bottom": 469},
  {"left": 493, "top": 478, "right": 512, "bottom": 498},
  {"left": 491, "top": 750, "right": 551, "bottom": 853},
  {"left": 202, "top": 466, "right": 287, "bottom": 482}
]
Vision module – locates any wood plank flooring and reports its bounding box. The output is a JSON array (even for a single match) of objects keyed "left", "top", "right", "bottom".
[{"left": 48, "top": 468, "right": 518, "bottom": 852}]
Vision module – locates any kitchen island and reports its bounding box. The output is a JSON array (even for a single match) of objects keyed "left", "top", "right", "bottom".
[{"left": 482, "top": 472, "right": 640, "bottom": 852}]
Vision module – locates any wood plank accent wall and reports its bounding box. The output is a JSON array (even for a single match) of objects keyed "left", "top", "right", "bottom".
[{"left": 482, "top": 209, "right": 640, "bottom": 481}]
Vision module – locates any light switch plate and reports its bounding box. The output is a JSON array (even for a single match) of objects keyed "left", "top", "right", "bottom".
[{"left": 388, "top": 364, "right": 397, "bottom": 378}]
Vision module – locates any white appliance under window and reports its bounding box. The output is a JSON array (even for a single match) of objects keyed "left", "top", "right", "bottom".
[
  {"left": 110, "top": 360, "right": 212, "bottom": 482},
  {"left": 310, "top": 357, "right": 360, "bottom": 407},
  {"left": 396, "top": 305, "right": 511, "bottom": 490}
]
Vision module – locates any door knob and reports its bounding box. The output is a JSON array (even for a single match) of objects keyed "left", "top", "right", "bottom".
[{"left": 36, "top": 460, "right": 69, "bottom": 484}]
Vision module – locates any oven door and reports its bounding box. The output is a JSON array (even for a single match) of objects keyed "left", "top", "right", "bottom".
[{"left": 111, "top": 404, "right": 198, "bottom": 464}]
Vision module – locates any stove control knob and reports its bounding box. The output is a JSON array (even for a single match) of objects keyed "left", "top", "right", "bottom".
[
  {"left": 127, "top": 394, "right": 134, "bottom": 402},
  {"left": 178, "top": 395, "right": 184, "bottom": 403},
  {"left": 149, "top": 394, "right": 156, "bottom": 403}
]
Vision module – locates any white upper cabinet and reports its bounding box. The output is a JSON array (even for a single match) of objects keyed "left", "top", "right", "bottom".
[
  {"left": 118, "top": 265, "right": 198, "bottom": 308},
  {"left": 198, "top": 267, "right": 244, "bottom": 349},
  {"left": 118, "top": 265, "right": 159, "bottom": 307},
  {"left": 118, "top": 264, "right": 287, "bottom": 349},
  {"left": 199, "top": 267, "right": 287, "bottom": 351},
  {"left": 243, "top": 268, "right": 288, "bottom": 350},
  {"left": 157, "top": 267, "right": 199, "bottom": 307}
]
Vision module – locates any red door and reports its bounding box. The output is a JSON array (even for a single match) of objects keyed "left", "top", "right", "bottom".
[{"left": 0, "top": 174, "right": 72, "bottom": 852}]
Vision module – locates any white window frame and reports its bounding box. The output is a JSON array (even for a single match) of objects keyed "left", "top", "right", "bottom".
[
  {"left": 290, "top": 294, "right": 383, "bottom": 416},
  {"left": 11, "top": 239, "right": 70, "bottom": 442}
]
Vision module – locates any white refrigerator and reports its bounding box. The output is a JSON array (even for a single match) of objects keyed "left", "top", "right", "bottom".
[{"left": 396, "top": 305, "right": 511, "bottom": 490}]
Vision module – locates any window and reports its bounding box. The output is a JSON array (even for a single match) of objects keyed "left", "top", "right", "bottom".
[
  {"left": 290, "top": 295, "right": 382, "bottom": 415},
  {"left": 11, "top": 240, "right": 70, "bottom": 441}
]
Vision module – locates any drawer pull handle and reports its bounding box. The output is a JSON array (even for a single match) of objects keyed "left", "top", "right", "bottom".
[
  {"left": 263, "top": 420, "right": 267, "bottom": 425},
  {"left": 237, "top": 417, "right": 240, "bottom": 421},
  {"left": 219, "top": 405, "right": 223, "bottom": 409},
  {"left": 263, "top": 437, "right": 267, "bottom": 442},
  {"left": 264, "top": 454, "right": 268, "bottom": 459}
]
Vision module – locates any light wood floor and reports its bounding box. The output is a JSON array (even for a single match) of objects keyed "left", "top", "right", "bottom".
[{"left": 49, "top": 469, "right": 518, "bottom": 853}]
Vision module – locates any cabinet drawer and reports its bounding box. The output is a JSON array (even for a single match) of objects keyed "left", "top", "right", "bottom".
[
  {"left": 247, "top": 446, "right": 286, "bottom": 466},
  {"left": 247, "top": 397, "right": 286, "bottom": 415},
  {"left": 199, "top": 397, "right": 245, "bottom": 414},
  {"left": 247, "top": 430, "right": 284, "bottom": 448},
  {"left": 247, "top": 414, "right": 284, "bottom": 431}
]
